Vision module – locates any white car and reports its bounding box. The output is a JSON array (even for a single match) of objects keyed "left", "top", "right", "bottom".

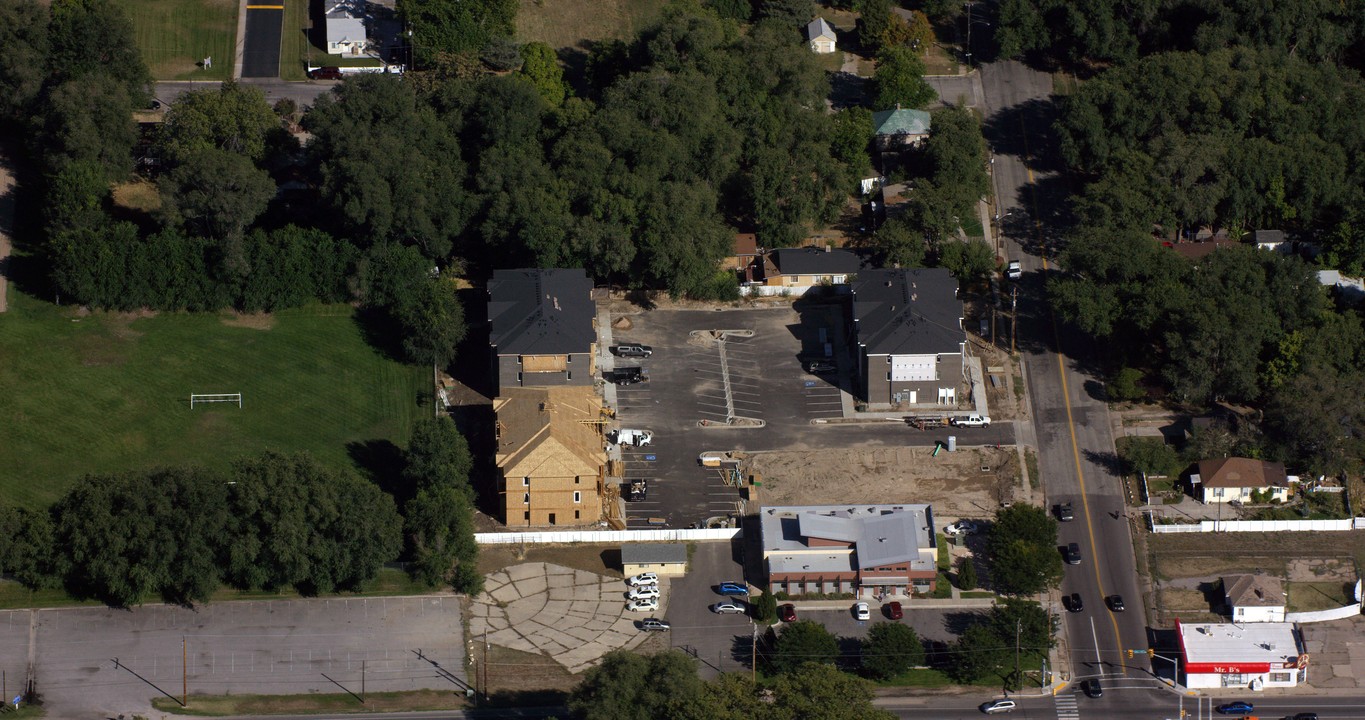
[
  {"left": 627, "top": 585, "right": 661, "bottom": 601},
  {"left": 944, "top": 520, "right": 980, "bottom": 536},
  {"left": 626, "top": 598, "right": 659, "bottom": 612},
  {"left": 627, "top": 572, "right": 659, "bottom": 587},
  {"left": 853, "top": 602, "right": 870, "bottom": 621},
  {"left": 1006, "top": 261, "right": 1022, "bottom": 280},
  {"left": 951, "top": 414, "right": 991, "bottom": 428},
  {"left": 981, "top": 698, "right": 1017, "bottom": 714},
  {"left": 711, "top": 600, "right": 746, "bottom": 615}
]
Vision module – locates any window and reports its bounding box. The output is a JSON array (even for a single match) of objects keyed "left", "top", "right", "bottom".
[
  {"left": 522, "top": 477, "right": 530, "bottom": 487},
  {"left": 567, "top": 371, "right": 572, "bottom": 380},
  {"left": 566, "top": 355, "right": 572, "bottom": 363},
  {"left": 1213, "top": 488, "right": 1226, "bottom": 498},
  {"left": 524, "top": 511, "right": 530, "bottom": 520},
  {"left": 517, "top": 356, "right": 523, "bottom": 364},
  {"left": 517, "top": 372, "right": 523, "bottom": 382},
  {"left": 1269, "top": 672, "right": 1291, "bottom": 683},
  {"left": 573, "top": 491, "right": 582, "bottom": 503},
  {"left": 575, "top": 510, "right": 581, "bottom": 519},
  {"left": 574, "top": 476, "right": 581, "bottom": 484},
  {"left": 523, "top": 493, "right": 530, "bottom": 504},
  {"left": 886, "top": 372, "right": 891, "bottom": 381}
]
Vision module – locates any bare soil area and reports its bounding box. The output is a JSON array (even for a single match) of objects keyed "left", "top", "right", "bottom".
[
  {"left": 743, "top": 446, "right": 1020, "bottom": 517},
  {"left": 476, "top": 543, "right": 623, "bottom": 580}
]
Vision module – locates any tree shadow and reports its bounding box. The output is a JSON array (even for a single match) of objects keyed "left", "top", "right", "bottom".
[
  {"left": 352, "top": 305, "right": 406, "bottom": 363},
  {"left": 829, "top": 71, "right": 870, "bottom": 110},
  {"left": 981, "top": 98, "right": 1064, "bottom": 174},
  {"left": 943, "top": 610, "right": 987, "bottom": 635},
  {"left": 1083, "top": 379, "right": 1108, "bottom": 402},
  {"left": 558, "top": 44, "right": 592, "bottom": 99},
  {"left": 1082, "top": 448, "right": 1123, "bottom": 476},
  {"left": 346, "top": 438, "right": 412, "bottom": 506},
  {"left": 1197, "top": 580, "right": 1225, "bottom": 614},
  {"left": 478, "top": 689, "right": 570, "bottom": 711}
]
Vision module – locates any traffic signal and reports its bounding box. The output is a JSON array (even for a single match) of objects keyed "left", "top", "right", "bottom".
[
  {"left": 1126, "top": 649, "right": 1134, "bottom": 659},
  {"left": 1149, "top": 648, "right": 1156, "bottom": 657}
]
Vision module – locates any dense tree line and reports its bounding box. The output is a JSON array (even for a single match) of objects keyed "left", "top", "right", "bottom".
[
  {"left": 947, "top": 600, "right": 1054, "bottom": 687},
  {"left": 569, "top": 650, "right": 895, "bottom": 720},
  {"left": 996, "top": 0, "right": 1365, "bottom": 69}
]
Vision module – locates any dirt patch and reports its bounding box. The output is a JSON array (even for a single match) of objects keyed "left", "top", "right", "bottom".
[
  {"left": 1288, "top": 581, "right": 1353, "bottom": 612},
  {"left": 481, "top": 642, "right": 580, "bottom": 699},
  {"left": 744, "top": 446, "right": 1019, "bottom": 517},
  {"left": 111, "top": 177, "right": 162, "bottom": 214},
  {"left": 1154, "top": 555, "right": 1288, "bottom": 582},
  {"left": 221, "top": 311, "right": 277, "bottom": 330},
  {"left": 477, "top": 543, "right": 623, "bottom": 579}
]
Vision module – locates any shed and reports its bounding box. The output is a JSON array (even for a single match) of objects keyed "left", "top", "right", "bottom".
[
  {"left": 806, "top": 17, "right": 837, "bottom": 54},
  {"left": 621, "top": 543, "right": 688, "bottom": 577}
]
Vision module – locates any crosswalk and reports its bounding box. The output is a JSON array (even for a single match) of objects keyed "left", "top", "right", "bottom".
[{"left": 1054, "top": 690, "right": 1080, "bottom": 720}]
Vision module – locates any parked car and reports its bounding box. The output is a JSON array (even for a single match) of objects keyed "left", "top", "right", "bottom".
[
  {"left": 1217, "top": 701, "right": 1254, "bottom": 715},
  {"left": 853, "top": 602, "right": 870, "bottom": 621},
  {"left": 980, "top": 698, "right": 1017, "bottom": 714},
  {"left": 1055, "top": 502, "right": 1075, "bottom": 521},
  {"left": 778, "top": 604, "right": 797, "bottom": 622},
  {"left": 951, "top": 414, "right": 992, "bottom": 427},
  {"left": 1064, "top": 593, "right": 1083, "bottom": 613},
  {"left": 626, "top": 598, "right": 659, "bottom": 612},
  {"left": 1106, "top": 595, "right": 1126, "bottom": 612},
  {"left": 613, "top": 344, "right": 653, "bottom": 358},
  {"left": 885, "top": 601, "right": 903, "bottom": 620},
  {"left": 711, "top": 600, "right": 746, "bottom": 615},
  {"left": 1064, "top": 542, "right": 1082, "bottom": 565},
  {"left": 639, "top": 618, "right": 671, "bottom": 632},
  {"left": 627, "top": 572, "right": 659, "bottom": 587},
  {"left": 628, "top": 585, "right": 661, "bottom": 600},
  {"left": 945, "top": 520, "right": 980, "bottom": 536},
  {"left": 613, "top": 428, "right": 653, "bottom": 446},
  {"left": 716, "top": 582, "right": 749, "bottom": 596},
  {"left": 1007, "top": 260, "right": 1022, "bottom": 279},
  {"left": 308, "top": 66, "right": 343, "bottom": 80},
  {"left": 1083, "top": 678, "right": 1103, "bottom": 698},
  {"left": 804, "top": 360, "right": 836, "bottom": 374}
]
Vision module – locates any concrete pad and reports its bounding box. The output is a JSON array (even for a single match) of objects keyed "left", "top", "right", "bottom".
[
  {"left": 512, "top": 574, "right": 549, "bottom": 597},
  {"left": 488, "top": 627, "right": 533, "bottom": 651},
  {"left": 572, "top": 584, "right": 601, "bottom": 601},
  {"left": 563, "top": 625, "right": 601, "bottom": 643},
  {"left": 506, "top": 563, "right": 547, "bottom": 582},
  {"left": 489, "top": 582, "right": 522, "bottom": 604},
  {"left": 542, "top": 598, "right": 574, "bottom": 618},
  {"left": 546, "top": 572, "right": 575, "bottom": 590}
]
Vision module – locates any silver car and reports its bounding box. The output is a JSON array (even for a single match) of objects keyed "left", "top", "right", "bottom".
[{"left": 711, "top": 600, "right": 746, "bottom": 614}]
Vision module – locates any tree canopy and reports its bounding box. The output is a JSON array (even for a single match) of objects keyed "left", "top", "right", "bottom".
[{"left": 985, "top": 504, "right": 1063, "bottom": 596}]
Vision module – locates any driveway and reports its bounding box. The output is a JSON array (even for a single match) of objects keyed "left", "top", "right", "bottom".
[
  {"left": 666, "top": 542, "right": 753, "bottom": 678},
  {"left": 241, "top": 5, "right": 284, "bottom": 78},
  {"left": 10, "top": 596, "right": 465, "bottom": 718}
]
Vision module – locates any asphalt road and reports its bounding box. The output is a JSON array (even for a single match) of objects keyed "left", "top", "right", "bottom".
[
  {"left": 242, "top": 6, "right": 285, "bottom": 78},
  {"left": 979, "top": 58, "right": 1149, "bottom": 680},
  {"left": 154, "top": 79, "right": 337, "bottom": 109}
]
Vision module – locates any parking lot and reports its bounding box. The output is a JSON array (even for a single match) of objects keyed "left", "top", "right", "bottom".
[
  {"left": 7, "top": 597, "right": 465, "bottom": 718},
  {"left": 608, "top": 302, "right": 1015, "bottom": 527}
]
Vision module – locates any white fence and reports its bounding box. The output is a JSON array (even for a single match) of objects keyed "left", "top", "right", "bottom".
[
  {"left": 1286, "top": 605, "right": 1362, "bottom": 623},
  {"left": 1150, "top": 517, "right": 1363, "bottom": 534},
  {"left": 475, "top": 528, "right": 742, "bottom": 545}
]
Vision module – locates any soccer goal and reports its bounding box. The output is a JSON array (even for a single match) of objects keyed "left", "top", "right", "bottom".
[{"left": 190, "top": 393, "right": 242, "bottom": 408}]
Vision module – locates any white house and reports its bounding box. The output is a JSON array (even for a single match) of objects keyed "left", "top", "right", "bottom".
[
  {"left": 1223, "top": 574, "right": 1286, "bottom": 623},
  {"left": 325, "top": 0, "right": 367, "bottom": 55},
  {"left": 1177, "top": 619, "right": 1307, "bottom": 690},
  {"left": 806, "top": 17, "right": 837, "bottom": 54},
  {"left": 1190, "top": 457, "right": 1291, "bottom": 504}
]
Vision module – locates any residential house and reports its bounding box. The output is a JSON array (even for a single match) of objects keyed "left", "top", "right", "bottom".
[
  {"left": 1317, "top": 269, "right": 1365, "bottom": 303},
  {"left": 324, "top": 0, "right": 367, "bottom": 55},
  {"left": 872, "top": 108, "right": 932, "bottom": 151},
  {"left": 1250, "top": 229, "right": 1287, "bottom": 252},
  {"left": 1190, "top": 457, "right": 1291, "bottom": 504},
  {"left": 488, "top": 268, "right": 597, "bottom": 395},
  {"left": 1176, "top": 619, "right": 1307, "bottom": 690},
  {"left": 1222, "top": 574, "right": 1286, "bottom": 623},
  {"left": 753, "top": 246, "right": 869, "bottom": 295},
  {"left": 761, "top": 504, "right": 938, "bottom": 599},
  {"left": 494, "top": 386, "right": 607, "bottom": 527},
  {"left": 851, "top": 268, "right": 965, "bottom": 405},
  {"left": 806, "top": 17, "right": 837, "bottom": 54},
  {"left": 728, "top": 233, "right": 762, "bottom": 284},
  {"left": 621, "top": 544, "right": 688, "bottom": 577},
  {"left": 1168, "top": 238, "right": 1238, "bottom": 261}
]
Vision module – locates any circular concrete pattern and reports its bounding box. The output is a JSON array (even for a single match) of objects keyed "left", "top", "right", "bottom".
[{"left": 470, "top": 562, "right": 660, "bottom": 673}]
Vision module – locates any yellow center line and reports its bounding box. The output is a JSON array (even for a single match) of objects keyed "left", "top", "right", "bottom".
[
  {"left": 1018, "top": 132, "right": 1131, "bottom": 666},
  {"left": 246, "top": 4, "right": 284, "bottom": 8}
]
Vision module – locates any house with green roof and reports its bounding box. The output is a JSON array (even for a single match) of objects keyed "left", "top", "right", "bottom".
[{"left": 872, "top": 107, "right": 932, "bottom": 150}]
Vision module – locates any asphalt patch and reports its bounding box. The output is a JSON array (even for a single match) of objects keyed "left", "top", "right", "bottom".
[{"left": 242, "top": 6, "right": 284, "bottom": 78}]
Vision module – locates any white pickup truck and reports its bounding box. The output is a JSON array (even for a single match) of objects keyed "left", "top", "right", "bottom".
[
  {"left": 613, "top": 429, "right": 653, "bottom": 447},
  {"left": 950, "top": 414, "right": 991, "bottom": 428}
]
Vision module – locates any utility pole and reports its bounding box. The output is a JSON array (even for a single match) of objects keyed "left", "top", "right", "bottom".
[
  {"left": 182, "top": 636, "right": 188, "bottom": 708},
  {"left": 1010, "top": 285, "right": 1018, "bottom": 354},
  {"left": 1014, "top": 619, "right": 1022, "bottom": 691},
  {"left": 361, "top": 659, "right": 366, "bottom": 702},
  {"left": 751, "top": 624, "right": 758, "bottom": 683}
]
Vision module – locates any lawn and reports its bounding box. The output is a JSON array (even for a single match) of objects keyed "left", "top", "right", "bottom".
[
  {"left": 516, "top": 0, "right": 668, "bottom": 49},
  {"left": 114, "top": 0, "right": 238, "bottom": 81},
  {"left": 0, "top": 291, "right": 426, "bottom": 509},
  {"left": 280, "top": 0, "right": 386, "bottom": 82},
  {"left": 153, "top": 688, "right": 465, "bottom": 716}
]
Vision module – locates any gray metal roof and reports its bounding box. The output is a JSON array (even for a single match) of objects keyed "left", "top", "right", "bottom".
[
  {"left": 771, "top": 247, "right": 868, "bottom": 276},
  {"left": 806, "top": 17, "right": 836, "bottom": 41},
  {"left": 853, "top": 268, "right": 963, "bottom": 356},
  {"left": 326, "top": 16, "right": 366, "bottom": 46},
  {"left": 621, "top": 543, "right": 687, "bottom": 565},
  {"left": 761, "top": 504, "right": 935, "bottom": 575},
  {"left": 871, "top": 108, "right": 932, "bottom": 137},
  {"left": 488, "top": 268, "right": 596, "bottom": 356}
]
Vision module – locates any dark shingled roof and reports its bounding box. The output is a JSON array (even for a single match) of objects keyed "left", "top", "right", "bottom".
[
  {"left": 771, "top": 247, "right": 869, "bottom": 276},
  {"left": 853, "top": 268, "right": 963, "bottom": 356},
  {"left": 487, "top": 268, "right": 596, "bottom": 356}
]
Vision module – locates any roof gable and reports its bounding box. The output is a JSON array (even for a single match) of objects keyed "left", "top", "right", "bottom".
[
  {"left": 495, "top": 387, "right": 606, "bottom": 478},
  {"left": 488, "top": 268, "right": 596, "bottom": 356},
  {"left": 1222, "top": 574, "right": 1285, "bottom": 608},
  {"left": 853, "top": 268, "right": 963, "bottom": 356},
  {"left": 1197, "top": 457, "right": 1287, "bottom": 488},
  {"left": 806, "top": 17, "right": 835, "bottom": 41},
  {"left": 871, "top": 108, "right": 931, "bottom": 137}
]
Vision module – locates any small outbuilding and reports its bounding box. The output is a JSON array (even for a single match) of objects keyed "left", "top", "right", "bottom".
[
  {"left": 806, "top": 17, "right": 837, "bottom": 54},
  {"left": 1222, "top": 574, "right": 1286, "bottom": 623},
  {"left": 621, "top": 543, "right": 688, "bottom": 577}
]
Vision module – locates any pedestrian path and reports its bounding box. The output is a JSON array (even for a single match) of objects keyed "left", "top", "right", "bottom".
[{"left": 1054, "top": 689, "right": 1079, "bottom": 720}]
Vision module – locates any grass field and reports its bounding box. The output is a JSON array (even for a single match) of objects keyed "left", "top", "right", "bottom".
[
  {"left": 516, "top": 0, "right": 667, "bottom": 49},
  {"left": 114, "top": 0, "right": 238, "bottom": 81},
  {"left": 0, "top": 290, "right": 426, "bottom": 509},
  {"left": 153, "top": 688, "right": 465, "bottom": 715}
]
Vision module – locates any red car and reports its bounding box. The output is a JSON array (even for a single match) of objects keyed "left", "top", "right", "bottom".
[
  {"left": 778, "top": 604, "right": 796, "bottom": 622},
  {"left": 308, "top": 67, "right": 343, "bottom": 80},
  {"left": 885, "top": 601, "right": 903, "bottom": 620}
]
